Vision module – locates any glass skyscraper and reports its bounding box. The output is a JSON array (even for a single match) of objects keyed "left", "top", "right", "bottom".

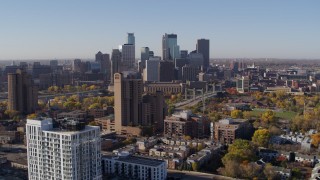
[
  {"left": 127, "top": 33, "right": 135, "bottom": 45},
  {"left": 162, "top": 33, "right": 180, "bottom": 60}
]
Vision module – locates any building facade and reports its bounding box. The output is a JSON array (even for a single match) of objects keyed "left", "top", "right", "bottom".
[
  {"left": 26, "top": 118, "right": 102, "bottom": 180},
  {"left": 162, "top": 33, "right": 180, "bottom": 60},
  {"left": 214, "top": 118, "right": 253, "bottom": 144},
  {"left": 143, "top": 58, "right": 160, "bottom": 82},
  {"left": 121, "top": 44, "right": 135, "bottom": 70},
  {"left": 8, "top": 69, "right": 38, "bottom": 114},
  {"left": 158, "top": 60, "right": 175, "bottom": 82},
  {"left": 196, "top": 39, "right": 210, "bottom": 70},
  {"left": 114, "top": 73, "right": 143, "bottom": 134},
  {"left": 102, "top": 155, "right": 167, "bottom": 180}
]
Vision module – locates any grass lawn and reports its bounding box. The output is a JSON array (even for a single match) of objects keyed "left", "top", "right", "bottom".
[{"left": 250, "top": 108, "right": 297, "bottom": 120}]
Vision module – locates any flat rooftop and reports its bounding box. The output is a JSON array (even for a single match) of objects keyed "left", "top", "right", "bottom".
[{"left": 105, "top": 155, "right": 164, "bottom": 167}]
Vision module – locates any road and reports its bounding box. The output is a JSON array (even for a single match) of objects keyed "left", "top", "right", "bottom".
[
  {"left": 174, "top": 92, "right": 216, "bottom": 110},
  {"left": 38, "top": 89, "right": 104, "bottom": 99},
  {"left": 168, "top": 170, "right": 235, "bottom": 180},
  {"left": 0, "top": 89, "right": 105, "bottom": 101}
]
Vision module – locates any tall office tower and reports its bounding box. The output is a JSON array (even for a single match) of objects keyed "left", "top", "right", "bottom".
[
  {"left": 182, "top": 65, "right": 200, "bottom": 82},
  {"left": 50, "top": 60, "right": 58, "bottom": 68},
  {"left": 162, "top": 33, "right": 180, "bottom": 60},
  {"left": 180, "top": 50, "right": 188, "bottom": 59},
  {"left": 149, "top": 51, "right": 154, "bottom": 58},
  {"left": 8, "top": 69, "right": 37, "bottom": 114},
  {"left": 196, "top": 39, "right": 210, "bottom": 70},
  {"left": 230, "top": 61, "right": 239, "bottom": 72},
  {"left": 158, "top": 60, "right": 175, "bottom": 82},
  {"left": 95, "top": 51, "right": 103, "bottom": 63},
  {"left": 95, "top": 51, "right": 110, "bottom": 80},
  {"left": 127, "top": 33, "right": 135, "bottom": 45},
  {"left": 141, "top": 91, "right": 166, "bottom": 133},
  {"left": 114, "top": 73, "right": 143, "bottom": 134},
  {"left": 188, "top": 52, "right": 204, "bottom": 68},
  {"left": 143, "top": 57, "right": 160, "bottom": 82},
  {"left": 111, "top": 49, "right": 122, "bottom": 84},
  {"left": 72, "top": 59, "right": 82, "bottom": 72},
  {"left": 26, "top": 118, "right": 102, "bottom": 180},
  {"left": 140, "top": 47, "right": 150, "bottom": 69},
  {"left": 102, "top": 53, "right": 111, "bottom": 80},
  {"left": 121, "top": 44, "right": 135, "bottom": 70}
]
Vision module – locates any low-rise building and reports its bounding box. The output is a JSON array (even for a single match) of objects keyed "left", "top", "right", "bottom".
[
  {"left": 0, "top": 131, "right": 21, "bottom": 144},
  {"left": 102, "top": 155, "right": 167, "bottom": 180},
  {"left": 144, "top": 82, "right": 185, "bottom": 95},
  {"left": 214, "top": 118, "right": 253, "bottom": 144},
  {"left": 136, "top": 137, "right": 158, "bottom": 152},
  {"left": 258, "top": 148, "right": 279, "bottom": 162},
  {"left": 164, "top": 110, "right": 210, "bottom": 138}
]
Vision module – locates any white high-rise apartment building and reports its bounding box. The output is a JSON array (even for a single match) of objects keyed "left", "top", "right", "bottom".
[{"left": 26, "top": 118, "right": 102, "bottom": 180}]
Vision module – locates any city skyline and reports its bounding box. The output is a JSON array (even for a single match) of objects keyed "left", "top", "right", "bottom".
[{"left": 0, "top": 0, "right": 320, "bottom": 60}]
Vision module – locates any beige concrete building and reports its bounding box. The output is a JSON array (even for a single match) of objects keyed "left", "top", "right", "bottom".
[
  {"left": 7, "top": 69, "right": 37, "bottom": 114},
  {"left": 144, "top": 82, "right": 185, "bottom": 95},
  {"left": 236, "top": 76, "right": 249, "bottom": 93},
  {"left": 114, "top": 73, "right": 143, "bottom": 134}
]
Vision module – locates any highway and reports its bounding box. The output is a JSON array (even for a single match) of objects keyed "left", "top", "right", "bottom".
[
  {"left": 168, "top": 170, "right": 235, "bottom": 180},
  {"left": 174, "top": 91, "right": 216, "bottom": 110}
]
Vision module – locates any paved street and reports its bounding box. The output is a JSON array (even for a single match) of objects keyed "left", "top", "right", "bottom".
[{"left": 168, "top": 170, "right": 235, "bottom": 180}]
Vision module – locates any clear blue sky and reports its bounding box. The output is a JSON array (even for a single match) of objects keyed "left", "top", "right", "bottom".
[{"left": 0, "top": 0, "right": 319, "bottom": 60}]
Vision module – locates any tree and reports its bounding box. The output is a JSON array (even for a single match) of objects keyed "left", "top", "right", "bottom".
[
  {"left": 48, "top": 86, "right": 59, "bottom": 93},
  {"left": 231, "top": 110, "right": 243, "bottom": 119},
  {"left": 191, "top": 162, "right": 199, "bottom": 171},
  {"left": 4, "top": 110, "right": 19, "bottom": 119},
  {"left": 208, "top": 111, "right": 221, "bottom": 122},
  {"left": 89, "top": 121, "right": 98, "bottom": 126},
  {"left": 243, "top": 111, "right": 252, "bottom": 119},
  {"left": 263, "top": 163, "right": 280, "bottom": 180},
  {"left": 197, "top": 144, "right": 204, "bottom": 151},
  {"left": 168, "top": 105, "right": 175, "bottom": 115},
  {"left": 88, "top": 103, "right": 101, "bottom": 110},
  {"left": 27, "top": 113, "right": 37, "bottom": 119},
  {"left": 184, "top": 135, "right": 192, "bottom": 140},
  {"left": 311, "top": 133, "right": 320, "bottom": 148},
  {"left": 252, "top": 129, "right": 270, "bottom": 147},
  {"left": 222, "top": 139, "right": 256, "bottom": 164},
  {"left": 261, "top": 110, "right": 276, "bottom": 124},
  {"left": 221, "top": 160, "right": 242, "bottom": 178}
]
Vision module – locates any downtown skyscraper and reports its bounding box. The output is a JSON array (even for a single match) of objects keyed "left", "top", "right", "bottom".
[
  {"left": 162, "top": 33, "right": 180, "bottom": 60},
  {"left": 196, "top": 39, "right": 210, "bottom": 70}
]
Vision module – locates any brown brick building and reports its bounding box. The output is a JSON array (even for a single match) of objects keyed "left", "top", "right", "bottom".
[
  {"left": 164, "top": 110, "right": 210, "bottom": 138},
  {"left": 214, "top": 118, "right": 253, "bottom": 144}
]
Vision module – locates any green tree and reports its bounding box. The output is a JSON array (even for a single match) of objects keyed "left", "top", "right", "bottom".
[
  {"left": 243, "top": 111, "right": 252, "bottom": 119},
  {"left": 88, "top": 103, "right": 101, "bottom": 110},
  {"left": 222, "top": 139, "right": 256, "bottom": 164},
  {"left": 191, "top": 162, "right": 199, "bottom": 171},
  {"left": 231, "top": 110, "right": 243, "bottom": 119},
  {"left": 168, "top": 105, "right": 175, "bottom": 115},
  {"left": 4, "top": 110, "right": 19, "bottom": 119},
  {"left": 261, "top": 110, "right": 276, "bottom": 124},
  {"left": 208, "top": 111, "right": 221, "bottom": 122},
  {"left": 252, "top": 129, "right": 270, "bottom": 147},
  {"left": 27, "top": 113, "right": 37, "bottom": 119}
]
